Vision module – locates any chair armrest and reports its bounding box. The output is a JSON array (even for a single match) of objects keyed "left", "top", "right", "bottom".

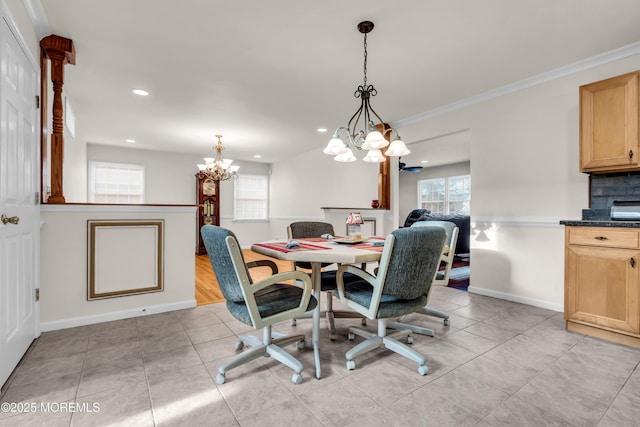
[
  {"left": 335, "top": 264, "right": 381, "bottom": 319},
  {"left": 246, "top": 259, "right": 278, "bottom": 275},
  {"left": 242, "top": 270, "right": 314, "bottom": 328},
  {"left": 248, "top": 270, "right": 312, "bottom": 294}
]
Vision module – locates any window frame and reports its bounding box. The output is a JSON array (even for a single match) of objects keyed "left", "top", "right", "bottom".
[
  {"left": 417, "top": 174, "right": 470, "bottom": 215},
  {"left": 88, "top": 160, "right": 146, "bottom": 204},
  {"left": 233, "top": 173, "right": 269, "bottom": 222}
]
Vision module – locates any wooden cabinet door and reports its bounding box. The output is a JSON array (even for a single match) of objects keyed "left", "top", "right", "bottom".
[
  {"left": 580, "top": 71, "right": 640, "bottom": 173},
  {"left": 565, "top": 245, "right": 640, "bottom": 334}
]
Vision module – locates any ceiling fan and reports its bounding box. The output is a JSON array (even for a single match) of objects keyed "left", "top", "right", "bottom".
[{"left": 399, "top": 158, "right": 423, "bottom": 173}]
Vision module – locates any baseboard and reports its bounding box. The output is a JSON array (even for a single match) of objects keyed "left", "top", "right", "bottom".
[
  {"left": 39, "top": 299, "right": 197, "bottom": 332},
  {"left": 467, "top": 286, "right": 563, "bottom": 313}
]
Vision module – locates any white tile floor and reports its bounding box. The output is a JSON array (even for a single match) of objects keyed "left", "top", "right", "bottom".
[{"left": 1, "top": 286, "right": 640, "bottom": 426}]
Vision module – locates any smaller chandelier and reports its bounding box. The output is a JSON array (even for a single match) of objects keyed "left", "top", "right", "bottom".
[
  {"left": 323, "top": 21, "right": 410, "bottom": 163},
  {"left": 197, "top": 134, "right": 239, "bottom": 181}
]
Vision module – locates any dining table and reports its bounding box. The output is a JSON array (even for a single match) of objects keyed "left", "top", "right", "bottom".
[{"left": 251, "top": 237, "right": 385, "bottom": 379}]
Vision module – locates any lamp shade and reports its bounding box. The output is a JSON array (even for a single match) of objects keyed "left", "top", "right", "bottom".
[
  {"left": 384, "top": 139, "right": 411, "bottom": 156},
  {"left": 335, "top": 148, "right": 357, "bottom": 162},
  {"left": 323, "top": 136, "right": 348, "bottom": 155},
  {"left": 363, "top": 149, "right": 385, "bottom": 163},
  {"left": 346, "top": 212, "right": 364, "bottom": 225},
  {"left": 363, "top": 130, "right": 389, "bottom": 149}
]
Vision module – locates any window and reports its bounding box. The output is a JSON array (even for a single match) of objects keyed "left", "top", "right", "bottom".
[
  {"left": 88, "top": 161, "right": 145, "bottom": 203},
  {"left": 418, "top": 175, "right": 470, "bottom": 215},
  {"left": 234, "top": 174, "right": 269, "bottom": 220}
]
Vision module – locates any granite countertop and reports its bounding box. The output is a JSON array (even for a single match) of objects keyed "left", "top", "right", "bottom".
[
  {"left": 560, "top": 208, "right": 640, "bottom": 227},
  {"left": 559, "top": 219, "right": 640, "bottom": 228}
]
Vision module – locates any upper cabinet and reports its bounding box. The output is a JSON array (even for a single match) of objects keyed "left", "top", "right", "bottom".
[{"left": 580, "top": 71, "right": 640, "bottom": 173}]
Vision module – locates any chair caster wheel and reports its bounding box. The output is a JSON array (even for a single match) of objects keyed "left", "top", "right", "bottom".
[
  {"left": 418, "top": 365, "right": 429, "bottom": 376},
  {"left": 346, "top": 360, "right": 356, "bottom": 370},
  {"left": 291, "top": 319, "right": 297, "bottom": 327},
  {"left": 348, "top": 333, "right": 355, "bottom": 341},
  {"left": 296, "top": 340, "right": 305, "bottom": 350},
  {"left": 216, "top": 373, "right": 226, "bottom": 384},
  {"left": 407, "top": 336, "right": 414, "bottom": 344},
  {"left": 235, "top": 340, "right": 244, "bottom": 351},
  {"left": 361, "top": 319, "right": 367, "bottom": 326},
  {"left": 329, "top": 333, "right": 336, "bottom": 341},
  {"left": 291, "top": 373, "right": 303, "bottom": 384},
  {"left": 444, "top": 318, "right": 450, "bottom": 326}
]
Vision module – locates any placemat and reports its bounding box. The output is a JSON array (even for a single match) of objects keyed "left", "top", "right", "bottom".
[{"left": 253, "top": 241, "right": 331, "bottom": 253}]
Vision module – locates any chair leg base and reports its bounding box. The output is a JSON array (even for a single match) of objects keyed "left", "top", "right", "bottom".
[
  {"left": 345, "top": 323, "right": 429, "bottom": 375},
  {"left": 387, "top": 320, "right": 435, "bottom": 337},
  {"left": 218, "top": 332, "right": 307, "bottom": 384},
  {"left": 418, "top": 306, "right": 450, "bottom": 325}
]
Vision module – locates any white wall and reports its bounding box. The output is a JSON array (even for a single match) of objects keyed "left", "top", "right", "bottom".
[
  {"left": 267, "top": 147, "right": 381, "bottom": 241},
  {"left": 40, "top": 205, "right": 196, "bottom": 330},
  {"left": 61, "top": 102, "right": 87, "bottom": 201},
  {"left": 392, "top": 53, "right": 640, "bottom": 311},
  {"left": 86, "top": 143, "right": 274, "bottom": 246},
  {"left": 4, "top": 0, "right": 37, "bottom": 58}
]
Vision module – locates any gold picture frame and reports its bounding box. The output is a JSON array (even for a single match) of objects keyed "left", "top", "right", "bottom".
[{"left": 87, "top": 219, "right": 164, "bottom": 300}]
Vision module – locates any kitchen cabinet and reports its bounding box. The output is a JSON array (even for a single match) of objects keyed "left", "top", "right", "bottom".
[
  {"left": 564, "top": 226, "right": 640, "bottom": 347},
  {"left": 196, "top": 173, "right": 220, "bottom": 255},
  {"left": 580, "top": 71, "right": 640, "bottom": 173}
]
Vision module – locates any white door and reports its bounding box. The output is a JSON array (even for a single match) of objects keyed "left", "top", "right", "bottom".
[{"left": 0, "top": 15, "right": 39, "bottom": 387}]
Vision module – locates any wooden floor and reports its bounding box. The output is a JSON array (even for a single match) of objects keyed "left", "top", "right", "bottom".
[{"left": 195, "top": 250, "right": 294, "bottom": 306}]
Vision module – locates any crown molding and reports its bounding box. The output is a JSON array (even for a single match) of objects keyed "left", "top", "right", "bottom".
[{"left": 393, "top": 40, "right": 640, "bottom": 128}]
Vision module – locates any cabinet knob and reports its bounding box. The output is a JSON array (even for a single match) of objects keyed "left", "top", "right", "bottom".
[
  {"left": 631, "top": 258, "right": 636, "bottom": 268},
  {"left": 594, "top": 236, "right": 608, "bottom": 240},
  {"left": 630, "top": 150, "right": 634, "bottom": 159}
]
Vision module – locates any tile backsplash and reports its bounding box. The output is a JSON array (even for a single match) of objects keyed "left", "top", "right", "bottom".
[{"left": 590, "top": 171, "right": 640, "bottom": 209}]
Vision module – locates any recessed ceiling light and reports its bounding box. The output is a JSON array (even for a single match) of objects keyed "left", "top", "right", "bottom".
[
  {"left": 317, "top": 128, "right": 327, "bottom": 133},
  {"left": 421, "top": 160, "right": 429, "bottom": 164},
  {"left": 254, "top": 154, "right": 262, "bottom": 158},
  {"left": 126, "top": 139, "right": 136, "bottom": 143},
  {"left": 132, "top": 89, "right": 149, "bottom": 96}
]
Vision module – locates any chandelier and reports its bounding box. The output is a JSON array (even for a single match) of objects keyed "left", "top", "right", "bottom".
[
  {"left": 197, "top": 134, "right": 239, "bottom": 181},
  {"left": 323, "top": 21, "right": 410, "bottom": 163}
]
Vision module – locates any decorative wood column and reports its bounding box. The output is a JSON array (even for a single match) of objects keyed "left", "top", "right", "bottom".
[
  {"left": 376, "top": 123, "right": 391, "bottom": 210},
  {"left": 40, "top": 35, "right": 75, "bottom": 204}
]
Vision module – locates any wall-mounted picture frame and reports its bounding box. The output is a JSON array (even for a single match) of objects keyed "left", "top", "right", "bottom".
[{"left": 87, "top": 219, "right": 164, "bottom": 300}]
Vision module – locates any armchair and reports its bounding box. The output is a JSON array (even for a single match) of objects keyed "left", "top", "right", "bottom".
[
  {"left": 386, "top": 221, "right": 459, "bottom": 336},
  {"left": 336, "top": 226, "right": 446, "bottom": 375},
  {"left": 201, "top": 225, "right": 317, "bottom": 384}
]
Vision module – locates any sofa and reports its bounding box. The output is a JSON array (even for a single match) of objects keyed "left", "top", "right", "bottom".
[{"left": 402, "top": 209, "right": 470, "bottom": 258}]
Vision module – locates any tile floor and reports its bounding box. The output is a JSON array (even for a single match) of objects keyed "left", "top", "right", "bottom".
[{"left": 1, "top": 286, "right": 640, "bottom": 426}]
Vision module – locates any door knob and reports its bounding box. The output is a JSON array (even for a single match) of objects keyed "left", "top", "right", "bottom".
[{"left": 1, "top": 214, "right": 19, "bottom": 225}]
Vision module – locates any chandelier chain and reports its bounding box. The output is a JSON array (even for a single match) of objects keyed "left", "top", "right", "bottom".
[{"left": 363, "top": 32, "right": 368, "bottom": 87}]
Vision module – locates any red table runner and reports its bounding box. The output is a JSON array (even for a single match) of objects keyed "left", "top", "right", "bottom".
[{"left": 253, "top": 241, "right": 331, "bottom": 253}]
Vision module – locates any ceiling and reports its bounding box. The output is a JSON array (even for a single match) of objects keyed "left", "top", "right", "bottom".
[{"left": 34, "top": 0, "right": 640, "bottom": 165}]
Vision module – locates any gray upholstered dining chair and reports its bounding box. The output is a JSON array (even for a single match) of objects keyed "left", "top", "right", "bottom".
[
  {"left": 336, "top": 226, "right": 446, "bottom": 375},
  {"left": 386, "top": 220, "right": 459, "bottom": 336},
  {"left": 287, "top": 221, "right": 365, "bottom": 340},
  {"left": 201, "top": 225, "right": 317, "bottom": 384}
]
